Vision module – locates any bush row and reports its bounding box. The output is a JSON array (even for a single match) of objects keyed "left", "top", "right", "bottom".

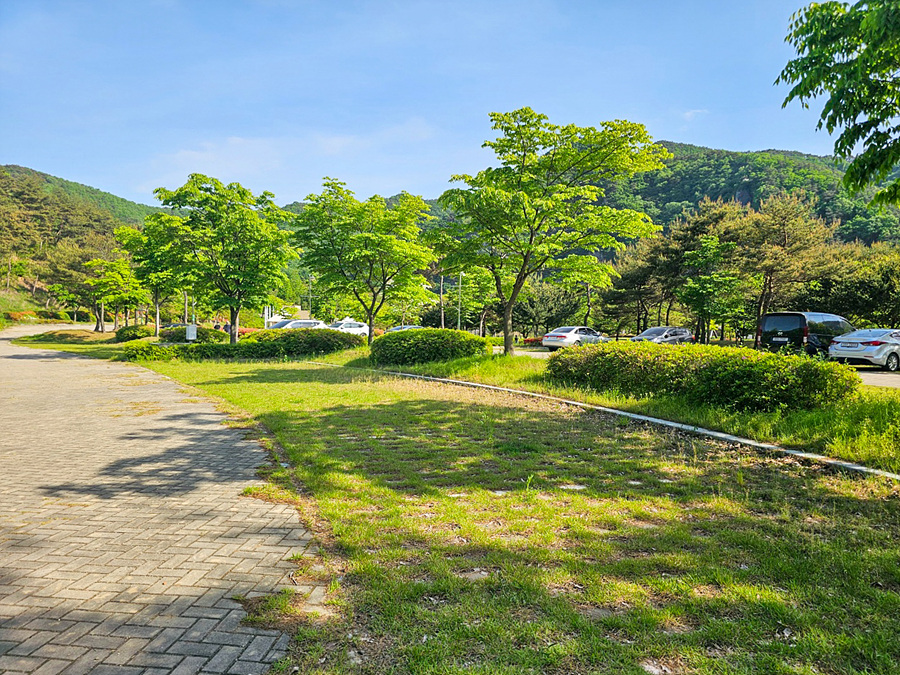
[
  {"left": 114, "top": 325, "right": 156, "bottom": 342},
  {"left": 159, "top": 326, "right": 229, "bottom": 344},
  {"left": 3, "top": 310, "right": 72, "bottom": 321},
  {"left": 546, "top": 341, "right": 861, "bottom": 411},
  {"left": 122, "top": 328, "right": 363, "bottom": 361},
  {"left": 370, "top": 328, "right": 490, "bottom": 365}
]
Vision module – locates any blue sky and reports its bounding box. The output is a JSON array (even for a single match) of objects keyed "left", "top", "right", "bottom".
[{"left": 1, "top": 0, "right": 831, "bottom": 207}]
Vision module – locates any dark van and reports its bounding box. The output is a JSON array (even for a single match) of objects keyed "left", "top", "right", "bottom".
[{"left": 757, "top": 312, "right": 854, "bottom": 355}]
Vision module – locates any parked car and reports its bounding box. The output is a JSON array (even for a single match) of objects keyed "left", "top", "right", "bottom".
[
  {"left": 327, "top": 318, "right": 370, "bottom": 336},
  {"left": 386, "top": 325, "right": 425, "bottom": 332},
  {"left": 757, "top": 311, "right": 854, "bottom": 355},
  {"left": 268, "top": 319, "right": 329, "bottom": 330},
  {"left": 630, "top": 326, "right": 694, "bottom": 344},
  {"left": 542, "top": 326, "right": 609, "bottom": 351},
  {"left": 828, "top": 328, "right": 900, "bottom": 371}
]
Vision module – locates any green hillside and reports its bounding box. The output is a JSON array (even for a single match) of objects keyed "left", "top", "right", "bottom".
[
  {"left": 603, "top": 142, "right": 900, "bottom": 244},
  {"left": 1, "top": 165, "right": 162, "bottom": 225}
]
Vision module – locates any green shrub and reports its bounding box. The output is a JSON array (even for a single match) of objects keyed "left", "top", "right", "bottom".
[
  {"left": 114, "top": 324, "right": 155, "bottom": 342},
  {"left": 168, "top": 328, "right": 363, "bottom": 361},
  {"left": 122, "top": 342, "right": 177, "bottom": 361},
  {"left": 159, "top": 326, "right": 228, "bottom": 344},
  {"left": 485, "top": 336, "right": 505, "bottom": 346},
  {"left": 546, "top": 341, "right": 861, "bottom": 412},
  {"left": 35, "top": 310, "right": 71, "bottom": 320},
  {"left": 370, "top": 328, "right": 490, "bottom": 366}
]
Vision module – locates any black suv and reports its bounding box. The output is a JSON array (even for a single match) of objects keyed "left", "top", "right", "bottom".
[{"left": 757, "top": 312, "right": 854, "bottom": 355}]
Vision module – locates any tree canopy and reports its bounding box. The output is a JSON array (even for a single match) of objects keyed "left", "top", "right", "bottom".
[
  {"left": 153, "top": 174, "right": 295, "bottom": 342},
  {"left": 292, "top": 179, "right": 435, "bottom": 344},
  {"left": 439, "top": 106, "right": 669, "bottom": 353},
  {"left": 778, "top": 0, "right": 900, "bottom": 206}
]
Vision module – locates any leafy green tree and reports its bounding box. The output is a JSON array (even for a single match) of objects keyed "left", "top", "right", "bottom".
[
  {"left": 439, "top": 107, "right": 669, "bottom": 353},
  {"left": 513, "top": 281, "right": 582, "bottom": 337},
  {"left": 675, "top": 235, "right": 742, "bottom": 343},
  {"left": 85, "top": 257, "right": 144, "bottom": 331},
  {"left": 291, "top": 179, "right": 435, "bottom": 344},
  {"left": 778, "top": 0, "right": 900, "bottom": 205},
  {"left": 153, "top": 174, "right": 295, "bottom": 343},
  {"left": 116, "top": 217, "right": 187, "bottom": 336}
]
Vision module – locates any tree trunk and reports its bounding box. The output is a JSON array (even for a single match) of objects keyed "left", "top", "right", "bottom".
[
  {"left": 154, "top": 291, "right": 161, "bottom": 337},
  {"left": 439, "top": 276, "right": 445, "bottom": 329},
  {"left": 99, "top": 301, "right": 106, "bottom": 333},
  {"left": 502, "top": 302, "right": 515, "bottom": 355},
  {"left": 583, "top": 284, "right": 592, "bottom": 326},
  {"left": 229, "top": 306, "right": 240, "bottom": 344}
]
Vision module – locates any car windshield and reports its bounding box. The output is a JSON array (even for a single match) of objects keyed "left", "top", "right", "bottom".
[
  {"left": 638, "top": 327, "right": 668, "bottom": 337},
  {"left": 269, "top": 320, "right": 292, "bottom": 329},
  {"left": 761, "top": 315, "right": 802, "bottom": 332},
  {"left": 550, "top": 327, "right": 578, "bottom": 334},
  {"left": 328, "top": 323, "right": 344, "bottom": 328},
  {"left": 840, "top": 329, "right": 892, "bottom": 340}
]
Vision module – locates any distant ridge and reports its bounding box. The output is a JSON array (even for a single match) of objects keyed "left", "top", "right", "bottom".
[{"left": 1, "top": 165, "right": 163, "bottom": 225}]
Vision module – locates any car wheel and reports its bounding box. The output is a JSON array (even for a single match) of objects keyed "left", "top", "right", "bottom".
[
  {"left": 547, "top": 347, "right": 559, "bottom": 352},
  {"left": 884, "top": 353, "right": 900, "bottom": 372},
  {"left": 573, "top": 340, "right": 582, "bottom": 346}
]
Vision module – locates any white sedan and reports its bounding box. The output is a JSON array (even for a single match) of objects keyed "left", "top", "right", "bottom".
[
  {"left": 327, "top": 318, "right": 370, "bottom": 337},
  {"left": 542, "top": 326, "right": 610, "bottom": 351},
  {"left": 268, "top": 319, "right": 329, "bottom": 330},
  {"left": 828, "top": 328, "right": 900, "bottom": 371}
]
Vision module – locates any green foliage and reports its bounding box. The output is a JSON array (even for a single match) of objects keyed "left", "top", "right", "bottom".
[
  {"left": 114, "top": 324, "right": 155, "bottom": 342},
  {"left": 778, "top": 1, "right": 900, "bottom": 206},
  {"left": 439, "top": 107, "right": 669, "bottom": 353},
  {"left": 159, "top": 326, "right": 228, "bottom": 343},
  {"left": 546, "top": 341, "right": 860, "bottom": 412},
  {"left": 2, "top": 165, "right": 163, "bottom": 224},
  {"left": 153, "top": 174, "right": 296, "bottom": 343},
  {"left": 125, "top": 327, "right": 363, "bottom": 361},
  {"left": 245, "top": 327, "right": 364, "bottom": 353},
  {"left": 370, "top": 328, "right": 490, "bottom": 365},
  {"left": 121, "top": 342, "right": 177, "bottom": 361},
  {"left": 291, "top": 179, "right": 435, "bottom": 344}
]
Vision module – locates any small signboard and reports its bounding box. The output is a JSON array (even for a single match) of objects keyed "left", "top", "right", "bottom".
[{"left": 185, "top": 324, "right": 198, "bottom": 342}]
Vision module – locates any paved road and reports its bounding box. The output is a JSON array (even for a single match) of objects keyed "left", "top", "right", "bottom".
[
  {"left": 0, "top": 325, "right": 317, "bottom": 674},
  {"left": 504, "top": 346, "right": 900, "bottom": 388}
]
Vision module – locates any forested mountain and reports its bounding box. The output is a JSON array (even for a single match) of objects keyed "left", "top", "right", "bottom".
[
  {"left": 603, "top": 142, "right": 900, "bottom": 244},
  {"left": 1, "top": 165, "right": 163, "bottom": 224}
]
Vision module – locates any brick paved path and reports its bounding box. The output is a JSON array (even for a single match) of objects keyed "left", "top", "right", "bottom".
[{"left": 0, "top": 325, "right": 314, "bottom": 674}]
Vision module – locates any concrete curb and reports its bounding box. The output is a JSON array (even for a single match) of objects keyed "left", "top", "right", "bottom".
[{"left": 307, "top": 361, "right": 900, "bottom": 482}]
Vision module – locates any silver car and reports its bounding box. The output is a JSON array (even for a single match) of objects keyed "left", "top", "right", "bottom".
[
  {"left": 828, "top": 328, "right": 900, "bottom": 371},
  {"left": 327, "top": 318, "right": 370, "bottom": 337},
  {"left": 268, "top": 319, "right": 328, "bottom": 330},
  {"left": 542, "top": 326, "right": 609, "bottom": 351}
]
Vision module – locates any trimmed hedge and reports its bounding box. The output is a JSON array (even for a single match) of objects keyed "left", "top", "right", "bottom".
[
  {"left": 122, "top": 342, "right": 177, "bottom": 361},
  {"left": 546, "top": 341, "right": 861, "bottom": 412},
  {"left": 122, "top": 327, "right": 363, "bottom": 361},
  {"left": 370, "top": 328, "right": 490, "bottom": 366},
  {"left": 159, "top": 326, "right": 228, "bottom": 344},
  {"left": 114, "top": 325, "right": 155, "bottom": 342}
]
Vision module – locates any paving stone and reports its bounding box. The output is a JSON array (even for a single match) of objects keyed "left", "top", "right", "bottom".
[{"left": 0, "top": 324, "right": 322, "bottom": 673}]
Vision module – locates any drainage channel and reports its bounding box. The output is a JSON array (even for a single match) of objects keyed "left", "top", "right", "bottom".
[{"left": 306, "top": 361, "right": 900, "bottom": 482}]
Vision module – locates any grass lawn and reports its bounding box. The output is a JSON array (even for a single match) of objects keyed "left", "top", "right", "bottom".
[
  {"left": 14, "top": 332, "right": 900, "bottom": 672},
  {"left": 138, "top": 359, "right": 899, "bottom": 675}
]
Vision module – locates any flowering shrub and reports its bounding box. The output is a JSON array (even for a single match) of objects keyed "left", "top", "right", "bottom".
[
  {"left": 3, "top": 311, "right": 38, "bottom": 321},
  {"left": 546, "top": 341, "right": 861, "bottom": 411},
  {"left": 371, "top": 329, "right": 490, "bottom": 365},
  {"left": 523, "top": 336, "right": 543, "bottom": 346}
]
